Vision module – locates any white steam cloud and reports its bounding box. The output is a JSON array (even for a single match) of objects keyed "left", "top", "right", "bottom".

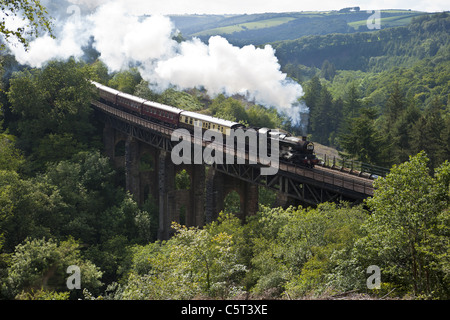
[{"left": 4, "top": 0, "right": 308, "bottom": 124}]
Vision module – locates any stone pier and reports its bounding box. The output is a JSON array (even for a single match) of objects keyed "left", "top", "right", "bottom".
[{"left": 103, "top": 124, "right": 261, "bottom": 240}]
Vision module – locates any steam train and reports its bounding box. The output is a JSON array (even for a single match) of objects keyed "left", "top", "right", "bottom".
[{"left": 91, "top": 81, "right": 319, "bottom": 168}]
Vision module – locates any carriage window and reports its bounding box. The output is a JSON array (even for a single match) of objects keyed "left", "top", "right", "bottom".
[
  {"left": 189, "top": 118, "right": 193, "bottom": 125},
  {"left": 184, "top": 117, "right": 188, "bottom": 123}
]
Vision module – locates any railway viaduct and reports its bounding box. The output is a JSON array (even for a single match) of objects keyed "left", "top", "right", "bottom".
[{"left": 92, "top": 98, "right": 376, "bottom": 240}]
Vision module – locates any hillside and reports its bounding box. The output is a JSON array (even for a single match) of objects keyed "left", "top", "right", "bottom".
[
  {"left": 276, "top": 13, "right": 449, "bottom": 169},
  {"left": 1, "top": 4, "right": 449, "bottom": 302},
  {"left": 169, "top": 9, "right": 429, "bottom": 46},
  {"left": 271, "top": 13, "right": 450, "bottom": 73}
]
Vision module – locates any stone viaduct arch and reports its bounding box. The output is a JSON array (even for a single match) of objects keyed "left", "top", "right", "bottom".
[{"left": 103, "top": 123, "right": 262, "bottom": 240}]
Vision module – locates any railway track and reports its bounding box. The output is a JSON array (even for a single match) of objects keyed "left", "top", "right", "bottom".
[{"left": 92, "top": 99, "right": 375, "bottom": 197}]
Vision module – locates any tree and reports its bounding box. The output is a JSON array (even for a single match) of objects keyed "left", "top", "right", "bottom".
[
  {"left": 0, "top": 0, "right": 53, "bottom": 49},
  {"left": 440, "top": 113, "right": 450, "bottom": 164},
  {"left": 7, "top": 59, "right": 95, "bottom": 168},
  {"left": 281, "top": 203, "right": 368, "bottom": 298},
  {"left": 85, "top": 60, "right": 110, "bottom": 85},
  {"left": 310, "top": 85, "right": 333, "bottom": 144},
  {"left": 39, "top": 151, "right": 133, "bottom": 244},
  {"left": 410, "top": 98, "right": 445, "bottom": 170},
  {"left": 303, "top": 76, "right": 322, "bottom": 133},
  {"left": 209, "top": 95, "right": 248, "bottom": 123},
  {"left": 339, "top": 107, "right": 385, "bottom": 165},
  {"left": 320, "top": 60, "right": 336, "bottom": 81},
  {"left": 0, "top": 169, "right": 60, "bottom": 252},
  {"left": 159, "top": 88, "right": 204, "bottom": 111},
  {"left": 247, "top": 104, "right": 283, "bottom": 129},
  {"left": 390, "top": 104, "right": 421, "bottom": 163},
  {"left": 0, "top": 134, "right": 23, "bottom": 171},
  {"left": 108, "top": 69, "right": 142, "bottom": 94},
  {"left": 328, "top": 97, "right": 343, "bottom": 146},
  {"left": 120, "top": 217, "right": 247, "bottom": 299},
  {"left": 5, "top": 237, "right": 102, "bottom": 299},
  {"left": 343, "top": 82, "right": 361, "bottom": 119},
  {"left": 134, "top": 80, "right": 159, "bottom": 102},
  {"left": 362, "top": 152, "right": 450, "bottom": 298},
  {"left": 245, "top": 203, "right": 368, "bottom": 298},
  {"left": 385, "top": 82, "right": 407, "bottom": 133}
]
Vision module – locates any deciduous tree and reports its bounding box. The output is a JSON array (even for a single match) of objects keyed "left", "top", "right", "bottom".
[{"left": 0, "top": 0, "right": 53, "bottom": 49}]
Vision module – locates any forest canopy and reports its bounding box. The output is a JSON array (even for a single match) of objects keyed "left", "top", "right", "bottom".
[{"left": 0, "top": 9, "right": 449, "bottom": 301}]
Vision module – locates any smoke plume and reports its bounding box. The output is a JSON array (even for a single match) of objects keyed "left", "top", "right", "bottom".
[{"left": 3, "top": 0, "right": 308, "bottom": 124}]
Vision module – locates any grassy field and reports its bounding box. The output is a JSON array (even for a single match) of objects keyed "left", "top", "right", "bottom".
[
  {"left": 192, "top": 17, "right": 297, "bottom": 37},
  {"left": 348, "top": 11, "right": 425, "bottom": 29},
  {"left": 179, "top": 10, "right": 430, "bottom": 43},
  {"left": 313, "top": 142, "right": 341, "bottom": 159}
]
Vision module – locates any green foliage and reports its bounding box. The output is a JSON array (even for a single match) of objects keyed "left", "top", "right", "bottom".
[
  {"left": 119, "top": 216, "right": 247, "bottom": 299},
  {"left": 175, "top": 169, "right": 190, "bottom": 190},
  {"left": 339, "top": 107, "right": 386, "bottom": 165},
  {"left": 279, "top": 14, "right": 449, "bottom": 168},
  {"left": 108, "top": 68, "right": 142, "bottom": 94},
  {"left": 15, "top": 288, "right": 70, "bottom": 300},
  {"left": 84, "top": 60, "right": 110, "bottom": 85},
  {"left": 223, "top": 191, "right": 240, "bottom": 215},
  {"left": 361, "top": 152, "right": 450, "bottom": 298},
  {"left": 4, "top": 237, "right": 102, "bottom": 299},
  {"left": 0, "top": 0, "right": 53, "bottom": 49},
  {"left": 176, "top": 10, "right": 424, "bottom": 46},
  {"left": 410, "top": 99, "right": 447, "bottom": 169},
  {"left": 209, "top": 94, "right": 248, "bottom": 123},
  {"left": 0, "top": 134, "right": 24, "bottom": 171},
  {"left": 133, "top": 80, "right": 159, "bottom": 101},
  {"left": 320, "top": 60, "right": 336, "bottom": 81},
  {"left": 0, "top": 149, "right": 150, "bottom": 253},
  {"left": 304, "top": 78, "right": 343, "bottom": 146},
  {"left": 0, "top": 169, "right": 59, "bottom": 251},
  {"left": 159, "top": 88, "right": 204, "bottom": 111},
  {"left": 1, "top": 9, "right": 448, "bottom": 301},
  {"left": 7, "top": 59, "right": 96, "bottom": 172},
  {"left": 273, "top": 13, "right": 450, "bottom": 72},
  {"left": 246, "top": 204, "right": 368, "bottom": 298}
]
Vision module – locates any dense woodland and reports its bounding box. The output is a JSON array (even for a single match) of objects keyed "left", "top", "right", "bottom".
[
  {"left": 281, "top": 13, "right": 450, "bottom": 169},
  {"left": 0, "top": 10, "right": 449, "bottom": 300},
  {"left": 171, "top": 9, "right": 428, "bottom": 46}
]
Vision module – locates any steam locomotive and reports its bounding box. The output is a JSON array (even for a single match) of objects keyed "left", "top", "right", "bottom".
[{"left": 92, "top": 81, "right": 319, "bottom": 168}]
